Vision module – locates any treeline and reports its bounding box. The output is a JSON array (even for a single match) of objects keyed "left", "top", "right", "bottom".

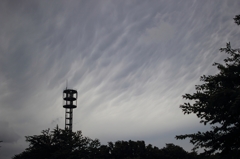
[{"left": 13, "top": 126, "right": 220, "bottom": 159}]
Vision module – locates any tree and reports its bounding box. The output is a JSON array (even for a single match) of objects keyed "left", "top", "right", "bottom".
[
  {"left": 14, "top": 125, "right": 210, "bottom": 159},
  {"left": 12, "top": 126, "right": 101, "bottom": 159},
  {"left": 161, "top": 143, "right": 190, "bottom": 159},
  {"left": 176, "top": 15, "right": 240, "bottom": 157}
]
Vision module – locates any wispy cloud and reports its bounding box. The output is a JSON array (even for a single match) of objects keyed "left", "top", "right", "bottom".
[{"left": 0, "top": 0, "right": 240, "bottom": 158}]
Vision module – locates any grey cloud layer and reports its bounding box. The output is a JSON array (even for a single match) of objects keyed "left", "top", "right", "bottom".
[{"left": 0, "top": 0, "right": 240, "bottom": 158}]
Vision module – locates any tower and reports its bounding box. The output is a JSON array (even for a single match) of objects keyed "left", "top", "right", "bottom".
[{"left": 63, "top": 88, "right": 78, "bottom": 131}]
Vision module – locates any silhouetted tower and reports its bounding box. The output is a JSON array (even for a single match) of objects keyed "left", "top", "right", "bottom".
[{"left": 63, "top": 88, "right": 78, "bottom": 131}]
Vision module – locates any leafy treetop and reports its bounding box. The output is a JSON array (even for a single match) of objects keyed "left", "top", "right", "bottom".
[{"left": 176, "top": 15, "right": 240, "bottom": 158}]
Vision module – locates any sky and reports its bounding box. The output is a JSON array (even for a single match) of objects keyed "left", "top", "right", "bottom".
[{"left": 0, "top": 0, "right": 240, "bottom": 158}]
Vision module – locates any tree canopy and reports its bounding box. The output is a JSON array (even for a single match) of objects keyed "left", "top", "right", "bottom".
[
  {"left": 13, "top": 126, "right": 217, "bottom": 159},
  {"left": 13, "top": 126, "right": 101, "bottom": 159},
  {"left": 176, "top": 15, "right": 240, "bottom": 158}
]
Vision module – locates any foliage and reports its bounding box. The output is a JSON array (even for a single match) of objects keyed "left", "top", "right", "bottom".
[
  {"left": 13, "top": 126, "right": 218, "bottom": 159},
  {"left": 12, "top": 126, "right": 100, "bottom": 159},
  {"left": 234, "top": 15, "right": 240, "bottom": 25},
  {"left": 176, "top": 15, "right": 240, "bottom": 157}
]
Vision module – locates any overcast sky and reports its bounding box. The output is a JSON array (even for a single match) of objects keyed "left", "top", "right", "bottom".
[{"left": 0, "top": 0, "right": 240, "bottom": 158}]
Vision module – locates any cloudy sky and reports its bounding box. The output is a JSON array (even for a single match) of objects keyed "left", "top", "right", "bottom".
[{"left": 0, "top": 0, "right": 240, "bottom": 158}]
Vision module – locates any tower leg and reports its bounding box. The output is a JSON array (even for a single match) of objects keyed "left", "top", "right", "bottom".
[{"left": 65, "top": 108, "right": 73, "bottom": 131}]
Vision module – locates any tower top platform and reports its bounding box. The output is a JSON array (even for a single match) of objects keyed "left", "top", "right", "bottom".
[{"left": 63, "top": 89, "right": 77, "bottom": 94}]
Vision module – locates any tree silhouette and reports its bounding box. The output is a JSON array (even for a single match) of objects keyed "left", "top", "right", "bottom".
[
  {"left": 176, "top": 15, "right": 240, "bottom": 157},
  {"left": 12, "top": 126, "right": 100, "bottom": 159},
  {"left": 161, "top": 143, "right": 190, "bottom": 159},
  {"left": 13, "top": 126, "right": 220, "bottom": 159}
]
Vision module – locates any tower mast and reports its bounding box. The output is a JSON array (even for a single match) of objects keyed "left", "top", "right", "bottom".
[{"left": 63, "top": 89, "right": 78, "bottom": 131}]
